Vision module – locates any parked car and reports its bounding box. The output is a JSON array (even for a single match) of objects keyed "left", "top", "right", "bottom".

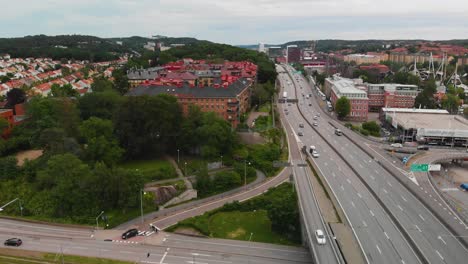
[
  {"left": 121, "top": 229, "right": 139, "bottom": 240},
  {"left": 4, "top": 238, "right": 22, "bottom": 247},
  {"left": 391, "top": 143, "right": 403, "bottom": 148},
  {"left": 299, "top": 123, "right": 304, "bottom": 128},
  {"left": 315, "top": 230, "right": 326, "bottom": 245},
  {"left": 309, "top": 103, "right": 312, "bottom": 106},
  {"left": 313, "top": 122, "right": 318, "bottom": 127},
  {"left": 417, "top": 145, "right": 429, "bottom": 150},
  {"left": 298, "top": 131, "right": 303, "bottom": 136}
]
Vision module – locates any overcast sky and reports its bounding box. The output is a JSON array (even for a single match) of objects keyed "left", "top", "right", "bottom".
[{"left": 2, "top": 0, "right": 468, "bottom": 45}]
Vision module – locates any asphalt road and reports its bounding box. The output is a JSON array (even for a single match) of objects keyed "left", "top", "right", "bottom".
[
  {"left": 279, "top": 83, "right": 342, "bottom": 264},
  {"left": 280, "top": 64, "right": 468, "bottom": 263},
  {"left": 0, "top": 218, "right": 311, "bottom": 264},
  {"left": 277, "top": 65, "right": 420, "bottom": 264}
]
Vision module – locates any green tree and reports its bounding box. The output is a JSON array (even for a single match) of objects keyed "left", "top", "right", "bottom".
[
  {"left": 0, "top": 156, "right": 20, "bottom": 180},
  {"left": 114, "top": 95, "right": 182, "bottom": 158},
  {"left": 78, "top": 91, "right": 123, "bottom": 120},
  {"left": 0, "top": 117, "right": 9, "bottom": 134},
  {"left": 50, "top": 84, "right": 79, "bottom": 97},
  {"left": 442, "top": 94, "right": 460, "bottom": 114},
  {"left": 112, "top": 68, "right": 129, "bottom": 95},
  {"left": 80, "top": 117, "right": 123, "bottom": 166},
  {"left": 61, "top": 67, "right": 71, "bottom": 76},
  {"left": 5, "top": 88, "right": 26, "bottom": 109},
  {"left": 35, "top": 154, "right": 95, "bottom": 218},
  {"left": 335, "top": 97, "right": 351, "bottom": 119},
  {"left": 91, "top": 77, "right": 114, "bottom": 92},
  {"left": 196, "top": 112, "right": 237, "bottom": 159}
]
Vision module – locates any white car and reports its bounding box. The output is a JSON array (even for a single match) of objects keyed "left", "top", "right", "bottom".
[
  {"left": 391, "top": 143, "right": 403, "bottom": 148},
  {"left": 312, "top": 150, "right": 320, "bottom": 158},
  {"left": 315, "top": 229, "right": 326, "bottom": 245},
  {"left": 313, "top": 122, "right": 318, "bottom": 127},
  {"left": 313, "top": 116, "right": 318, "bottom": 120}
]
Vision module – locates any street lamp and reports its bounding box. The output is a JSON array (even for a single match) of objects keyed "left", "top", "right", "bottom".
[
  {"left": 140, "top": 189, "right": 146, "bottom": 225},
  {"left": 0, "top": 198, "right": 19, "bottom": 212},
  {"left": 244, "top": 160, "right": 251, "bottom": 188},
  {"left": 177, "top": 149, "right": 180, "bottom": 164},
  {"left": 184, "top": 162, "right": 187, "bottom": 177},
  {"left": 220, "top": 155, "right": 223, "bottom": 167},
  {"left": 95, "top": 211, "right": 104, "bottom": 230}
]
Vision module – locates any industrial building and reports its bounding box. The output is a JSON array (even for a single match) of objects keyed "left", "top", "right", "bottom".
[{"left": 381, "top": 108, "right": 468, "bottom": 145}]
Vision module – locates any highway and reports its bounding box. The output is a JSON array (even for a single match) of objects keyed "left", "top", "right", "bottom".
[
  {"left": 0, "top": 218, "right": 311, "bottom": 264},
  {"left": 279, "top": 88, "right": 342, "bottom": 264},
  {"left": 280, "top": 63, "right": 468, "bottom": 263},
  {"left": 278, "top": 65, "right": 420, "bottom": 264}
]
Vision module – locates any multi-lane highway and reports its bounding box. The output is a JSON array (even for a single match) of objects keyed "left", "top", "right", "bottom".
[
  {"left": 279, "top": 92, "right": 342, "bottom": 264},
  {"left": 278, "top": 63, "right": 468, "bottom": 263},
  {"left": 278, "top": 65, "right": 420, "bottom": 264},
  {"left": 0, "top": 218, "right": 311, "bottom": 264}
]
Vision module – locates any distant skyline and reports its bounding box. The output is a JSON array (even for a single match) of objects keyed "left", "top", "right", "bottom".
[{"left": 2, "top": 0, "right": 468, "bottom": 45}]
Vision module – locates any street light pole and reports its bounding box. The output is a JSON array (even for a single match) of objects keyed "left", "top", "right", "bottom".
[
  {"left": 177, "top": 149, "right": 180, "bottom": 164},
  {"left": 184, "top": 162, "right": 187, "bottom": 177},
  {"left": 140, "top": 189, "right": 145, "bottom": 225},
  {"left": 0, "top": 198, "right": 19, "bottom": 212},
  {"left": 244, "top": 160, "right": 251, "bottom": 188},
  {"left": 95, "top": 211, "right": 104, "bottom": 230},
  {"left": 220, "top": 155, "right": 223, "bottom": 167}
]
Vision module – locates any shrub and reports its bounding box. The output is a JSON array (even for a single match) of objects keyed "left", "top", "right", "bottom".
[{"left": 359, "top": 128, "right": 370, "bottom": 136}]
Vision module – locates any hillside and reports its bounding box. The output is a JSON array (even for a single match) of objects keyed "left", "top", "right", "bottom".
[{"left": 0, "top": 35, "right": 208, "bottom": 62}]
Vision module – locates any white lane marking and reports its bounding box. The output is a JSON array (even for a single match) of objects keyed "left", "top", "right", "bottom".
[
  {"left": 332, "top": 172, "right": 336, "bottom": 178},
  {"left": 375, "top": 170, "right": 379, "bottom": 174},
  {"left": 397, "top": 205, "right": 404, "bottom": 211},
  {"left": 384, "top": 232, "right": 390, "bottom": 240},
  {"left": 438, "top": 236, "right": 447, "bottom": 245},
  {"left": 324, "top": 162, "right": 328, "bottom": 166},
  {"left": 401, "top": 260, "right": 406, "bottom": 264},
  {"left": 370, "top": 175, "right": 375, "bottom": 180},
  {"left": 435, "top": 250, "right": 444, "bottom": 260},
  {"left": 387, "top": 181, "right": 393, "bottom": 187},
  {"left": 192, "top": 253, "right": 212, "bottom": 257},
  {"left": 414, "top": 225, "right": 422, "bottom": 232},
  {"left": 120, "top": 251, "right": 132, "bottom": 254},
  {"left": 159, "top": 248, "right": 170, "bottom": 264},
  {"left": 382, "top": 188, "right": 388, "bottom": 194},
  {"left": 419, "top": 214, "right": 425, "bottom": 221},
  {"left": 370, "top": 210, "right": 375, "bottom": 217},
  {"left": 341, "top": 185, "right": 345, "bottom": 191},
  {"left": 362, "top": 220, "right": 368, "bottom": 227},
  {"left": 357, "top": 193, "right": 362, "bottom": 199},
  {"left": 347, "top": 179, "right": 351, "bottom": 184},
  {"left": 376, "top": 244, "right": 382, "bottom": 254},
  {"left": 359, "top": 164, "right": 363, "bottom": 169},
  {"left": 351, "top": 201, "right": 356, "bottom": 208},
  {"left": 186, "top": 261, "right": 208, "bottom": 264},
  {"left": 429, "top": 194, "right": 432, "bottom": 198},
  {"left": 401, "top": 196, "right": 407, "bottom": 202},
  {"left": 162, "top": 238, "right": 167, "bottom": 242}
]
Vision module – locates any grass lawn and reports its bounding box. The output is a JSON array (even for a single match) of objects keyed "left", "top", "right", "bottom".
[
  {"left": 171, "top": 210, "right": 297, "bottom": 245},
  {"left": 120, "top": 159, "right": 177, "bottom": 182},
  {"left": 0, "top": 248, "right": 131, "bottom": 264},
  {"left": 209, "top": 210, "right": 294, "bottom": 245}
]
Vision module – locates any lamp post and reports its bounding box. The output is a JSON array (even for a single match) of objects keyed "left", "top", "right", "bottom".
[
  {"left": 0, "top": 198, "right": 19, "bottom": 212},
  {"left": 220, "top": 155, "right": 223, "bottom": 167},
  {"left": 244, "top": 160, "right": 251, "bottom": 188},
  {"left": 184, "top": 162, "right": 187, "bottom": 177},
  {"left": 95, "top": 211, "right": 104, "bottom": 230},
  {"left": 140, "top": 189, "right": 146, "bottom": 225},
  {"left": 177, "top": 149, "right": 180, "bottom": 164}
]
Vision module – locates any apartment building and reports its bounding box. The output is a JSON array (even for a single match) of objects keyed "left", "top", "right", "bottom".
[{"left": 327, "top": 75, "right": 369, "bottom": 121}]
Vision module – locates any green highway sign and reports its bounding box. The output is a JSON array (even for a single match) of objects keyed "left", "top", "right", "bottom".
[{"left": 410, "top": 164, "right": 429, "bottom": 172}]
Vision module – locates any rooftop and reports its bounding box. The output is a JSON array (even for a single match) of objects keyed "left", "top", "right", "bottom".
[
  {"left": 127, "top": 77, "right": 252, "bottom": 99},
  {"left": 385, "top": 111, "right": 468, "bottom": 132}
]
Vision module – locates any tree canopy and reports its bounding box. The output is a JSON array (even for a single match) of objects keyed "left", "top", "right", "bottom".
[{"left": 335, "top": 97, "right": 351, "bottom": 119}]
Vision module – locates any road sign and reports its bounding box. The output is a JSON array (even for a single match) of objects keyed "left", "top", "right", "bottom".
[
  {"left": 429, "top": 164, "right": 441, "bottom": 171},
  {"left": 410, "top": 164, "right": 429, "bottom": 172}
]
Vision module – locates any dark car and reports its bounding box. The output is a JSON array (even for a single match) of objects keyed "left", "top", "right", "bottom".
[
  {"left": 417, "top": 145, "right": 429, "bottom": 150},
  {"left": 121, "top": 229, "right": 139, "bottom": 240},
  {"left": 4, "top": 238, "right": 22, "bottom": 247}
]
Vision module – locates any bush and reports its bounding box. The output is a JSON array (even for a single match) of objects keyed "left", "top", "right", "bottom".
[
  {"left": 362, "top": 121, "right": 380, "bottom": 136},
  {"left": 344, "top": 123, "right": 353, "bottom": 129},
  {"left": 359, "top": 128, "right": 370, "bottom": 136}
]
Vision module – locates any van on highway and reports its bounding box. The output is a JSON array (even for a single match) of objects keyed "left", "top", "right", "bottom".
[{"left": 309, "top": 146, "right": 316, "bottom": 154}]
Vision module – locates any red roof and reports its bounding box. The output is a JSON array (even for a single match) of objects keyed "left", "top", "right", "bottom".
[{"left": 359, "top": 64, "right": 390, "bottom": 74}]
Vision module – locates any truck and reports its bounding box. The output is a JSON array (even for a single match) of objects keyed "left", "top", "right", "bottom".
[{"left": 283, "top": 91, "right": 288, "bottom": 99}]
